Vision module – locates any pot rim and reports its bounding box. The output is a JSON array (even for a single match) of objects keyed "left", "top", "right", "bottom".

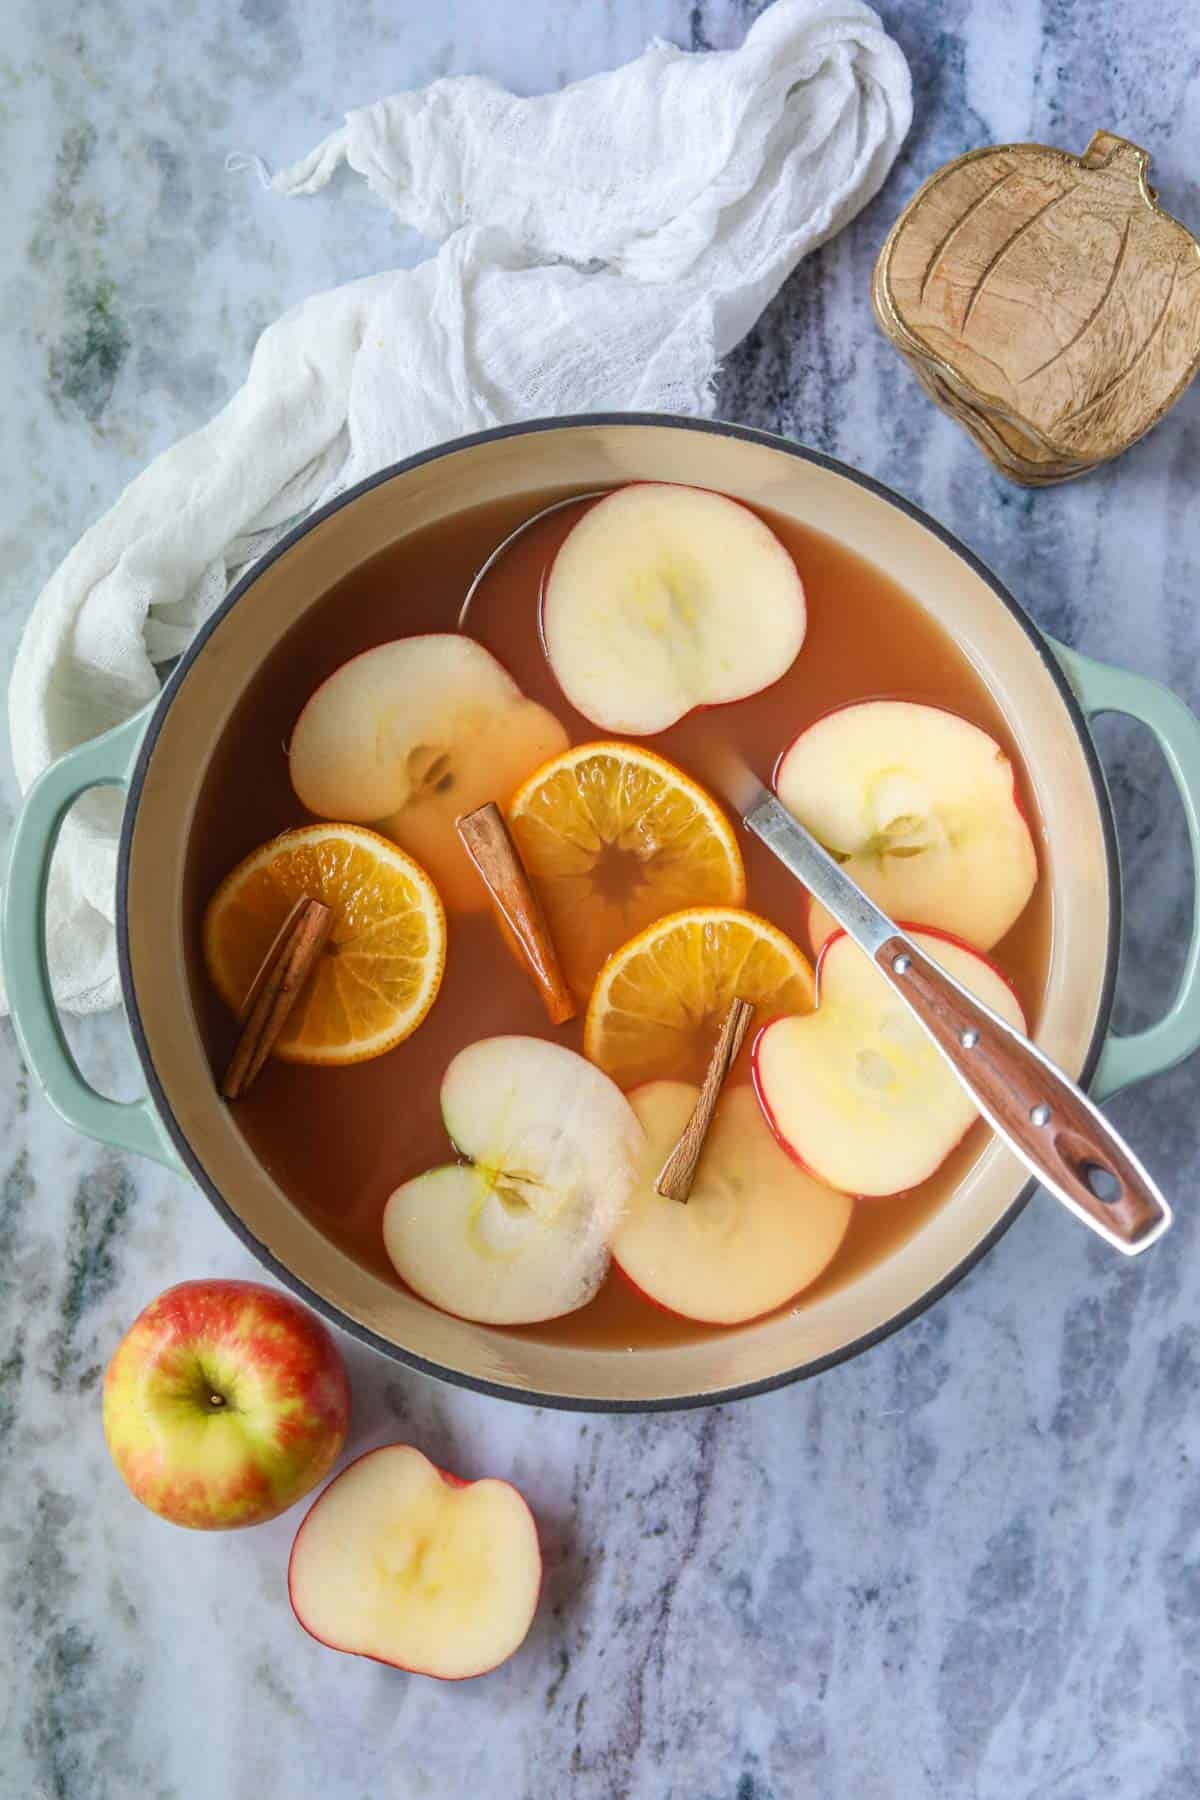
[{"left": 115, "top": 413, "right": 1122, "bottom": 1412}]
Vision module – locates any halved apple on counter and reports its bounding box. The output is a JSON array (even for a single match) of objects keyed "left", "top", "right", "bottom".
[
  {"left": 754, "top": 928, "right": 1027, "bottom": 1196},
  {"left": 614, "top": 1084, "right": 853, "bottom": 1324},
  {"left": 541, "top": 482, "right": 806, "bottom": 733},
  {"left": 289, "top": 634, "right": 567, "bottom": 910},
  {"left": 383, "top": 1036, "right": 642, "bottom": 1324},
  {"left": 289, "top": 1445, "right": 541, "bottom": 1680},
  {"left": 774, "top": 700, "right": 1038, "bottom": 954}
]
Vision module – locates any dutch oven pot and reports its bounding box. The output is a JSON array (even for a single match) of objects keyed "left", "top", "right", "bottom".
[{"left": 7, "top": 418, "right": 1200, "bottom": 1409}]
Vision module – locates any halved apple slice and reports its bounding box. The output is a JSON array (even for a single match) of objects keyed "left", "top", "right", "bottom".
[
  {"left": 774, "top": 700, "right": 1037, "bottom": 954},
  {"left": 289, "top": 635, "right": 568, "bottom": 911},
  {"left": 383, "top": 1036, "right": 642, "bottom": 1325},
  {"left": 614, "top": 1084, "right": 853, "bottom": 1324},
  {"left": 541, "top": 483, "right": 806, "bottom": 734},
  {"left": 289, "top": 1444, "right": 540, "bottom": 1680},
  {"left": 753, "top": 928, "right": 1026, "bottom": 1196}
]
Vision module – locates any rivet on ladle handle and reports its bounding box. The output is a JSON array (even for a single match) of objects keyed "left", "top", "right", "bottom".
[{"left": 876, "top": 934, "right": 1172, "bottom": 1253}]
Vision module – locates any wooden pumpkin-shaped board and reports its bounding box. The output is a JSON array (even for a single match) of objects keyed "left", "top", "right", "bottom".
[{"left": 874, "top": 132, "right": 1200, "bottom": 481}]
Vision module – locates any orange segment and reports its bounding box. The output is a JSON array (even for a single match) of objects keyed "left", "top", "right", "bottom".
[
  {"left": 585, "top": 906, "right": 814, "bottom": 1090},
  {"left": 508, "top": 743, "right": 745, "bottom": 1000},
  {"left": 203, "top": 825, "right": 445, "bottom": 1065}
]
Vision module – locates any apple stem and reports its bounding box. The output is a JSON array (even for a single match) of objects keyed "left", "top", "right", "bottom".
[{"left": 655, "top": 998, "right": 754, "bottom": 1203}]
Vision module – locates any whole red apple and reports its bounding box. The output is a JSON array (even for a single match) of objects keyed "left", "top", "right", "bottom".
[{"left": 103, "top": 1279, "right": 350, "bottom": 1530}]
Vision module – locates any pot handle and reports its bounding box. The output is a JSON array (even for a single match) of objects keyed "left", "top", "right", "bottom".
[
  {"left": 2, "top": 707, "right": 184, "bottom": 1172},
  {"left": 1052, "top": 640, "right": 1200, "bottom": 1100}
]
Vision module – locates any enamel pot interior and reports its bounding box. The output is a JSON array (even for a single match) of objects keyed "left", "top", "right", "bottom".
[{"left": 121, "top": 419, "right": 1116, "bottom": 1409}]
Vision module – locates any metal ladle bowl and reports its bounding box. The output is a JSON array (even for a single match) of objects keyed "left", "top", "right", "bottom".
[{"left": 456, "top": 490, "right": 607, "bottom": 630}]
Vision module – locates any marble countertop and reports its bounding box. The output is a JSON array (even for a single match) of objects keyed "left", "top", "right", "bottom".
[{"left": 3, "top": 2, "right": 1199, "bottom": 1795}]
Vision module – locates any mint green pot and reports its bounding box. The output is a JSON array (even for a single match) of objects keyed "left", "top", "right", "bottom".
[{"left": 5, "top": 419, "right": 1200, "bottom": 1410}]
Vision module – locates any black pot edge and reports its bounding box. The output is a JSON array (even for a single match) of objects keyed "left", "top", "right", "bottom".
[{"left": 115, "top": 413, "right": 1123, "bottom": 1415}]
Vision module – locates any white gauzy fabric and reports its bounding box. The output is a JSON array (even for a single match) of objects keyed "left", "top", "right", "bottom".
[{"left": 5, "top": 0, "right": 911, "bottom": 1014}]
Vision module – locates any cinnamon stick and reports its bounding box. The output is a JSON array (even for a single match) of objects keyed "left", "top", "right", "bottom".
[
  {"left": 655, "top": 997, "right": 754, "bottom": 1203},
  {"left": 456, "top": 803, "right": 576, "bottom": 1025},
  {"left": 222, "top": 899, "right": 333, "bottom": 1100},
  {"left": 236, "top": 898, "right": 308, "bottom": 1022}
]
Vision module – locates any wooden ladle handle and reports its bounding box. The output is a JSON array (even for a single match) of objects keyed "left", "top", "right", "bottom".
[{"left": 875, "top": 934, "right": 1173, "bottom": 1255}]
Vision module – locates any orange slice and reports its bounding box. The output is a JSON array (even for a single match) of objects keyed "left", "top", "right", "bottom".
[
  {"left": 584, "top": 906, "right": 815, "bottom": 1090},
  {"left": 203, "top": 824, "right": 446, "bottom": 1065},
  {"left": 508, "top": 743, "right": 745, "bottom": 1000}
]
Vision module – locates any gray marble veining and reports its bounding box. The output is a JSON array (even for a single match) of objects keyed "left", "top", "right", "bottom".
[{"left": 2, "top": 2, "right": 1199, "bottom": 1795}]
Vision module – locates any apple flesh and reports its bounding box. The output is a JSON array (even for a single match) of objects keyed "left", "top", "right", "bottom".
[
  {"left": 102, "top": 1280, "right": 350, "bottom": 1530},
  {"left": 541, "top": 483, "right": 806, "bottom": 734},
  {"left": 613, "top": 1083, "right": 853, "bottom": 1324},
  {"left": 383, "top": 1036, "right": 642, "bottom": 1324},
  {"left": 754, "top": 929, "right": 1027, "bottom": 1197},
  {"left": 289, "top": 634, "right": 568, "bottom": 911},
  {"left": 289, "top": 1444, "right": 540, "bottom": 1679},
  {"left": 774, "top": 700, "right": 1038, "bottom": 954}
]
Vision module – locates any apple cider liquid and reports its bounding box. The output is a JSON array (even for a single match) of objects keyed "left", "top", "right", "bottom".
[{"left": 187, "top": 490, "right": 1051, "bottom": 1351}]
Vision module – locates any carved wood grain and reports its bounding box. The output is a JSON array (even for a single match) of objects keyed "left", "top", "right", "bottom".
[{"left": 874, "top": 131, "right": 1200, "bottom": 483}]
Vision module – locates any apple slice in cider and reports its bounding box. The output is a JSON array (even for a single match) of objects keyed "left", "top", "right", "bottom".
[
  {"left": 288, "top": 635, "right": 567, "bottom": 911},
  {"left": 774, "top": 700, "right": 1038, "bottom": 955},
  {"left": 541, "top": 483, "right": 806, "bottom": 734},
  {"left": 613, "top": 1083, "right": 853, "bottom": 1324},
  {"left": 383, "top": 1036, "right": 642, "bottom": 1326},
  {"left": 753, "top": 928, "right": 1027, "bottom": 1198},
  {"left": 289, "top": 1444, "right": 541, "bottom": 1680}
]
